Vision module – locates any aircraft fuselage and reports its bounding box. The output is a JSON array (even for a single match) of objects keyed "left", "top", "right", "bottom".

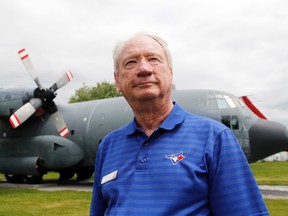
[{"left": 0, "top": 88, "right": 287, "bottom": 183}]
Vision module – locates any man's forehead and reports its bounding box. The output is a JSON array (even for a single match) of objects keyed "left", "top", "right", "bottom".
[{"left": 121, "top": 36, "right": 164, "bottom": 56}]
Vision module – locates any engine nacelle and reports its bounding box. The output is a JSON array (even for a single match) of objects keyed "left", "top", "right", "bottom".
[
  {"left": 0, "top": 157, "right": 41, "bottom": 175},
  {"left": 0, "top": 135, "right": 84, "bottom": 175}
]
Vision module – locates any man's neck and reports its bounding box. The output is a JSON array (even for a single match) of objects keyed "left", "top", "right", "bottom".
[{"left": 133, "top": 99, "right": 174, "bottom": 136}]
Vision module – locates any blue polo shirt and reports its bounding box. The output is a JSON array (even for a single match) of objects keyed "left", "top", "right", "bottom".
[{"left": 90, "top": 103, "right": 269, "bottom": 216}]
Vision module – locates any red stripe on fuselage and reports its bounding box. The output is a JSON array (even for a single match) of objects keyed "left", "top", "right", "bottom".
[{"left": 241, "top": 96, "right": 267, "bottom": 120}]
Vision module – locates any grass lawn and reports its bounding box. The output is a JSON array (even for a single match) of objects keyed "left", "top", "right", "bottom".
[
  {"left": 0, "top": 188, "right": 286, "bottom": 216},
  {"left": 265, "top": 199, "right": 288, "bottom": 216},
  {"left": 0, "top": 188, "right": 91, "bottom": 216},
  {"left": 250, "top": 161, "right": 288, "bottom": 185}
]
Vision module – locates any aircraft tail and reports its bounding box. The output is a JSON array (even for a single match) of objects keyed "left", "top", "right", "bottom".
[{"left": 240, "top": 96, "right": 267, "bottom": 120}]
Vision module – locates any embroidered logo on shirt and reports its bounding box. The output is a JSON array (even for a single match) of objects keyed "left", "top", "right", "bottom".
[{"left": 165, "top": 151, "right": 185, "bottom": 165}]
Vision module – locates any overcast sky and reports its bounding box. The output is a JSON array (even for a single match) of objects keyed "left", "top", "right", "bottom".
[{"left": 0, "top": 0, "right": 287, "bottom": 125}]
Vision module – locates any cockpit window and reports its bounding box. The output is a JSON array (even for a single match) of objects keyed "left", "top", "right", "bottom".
[
  {"left": 234, "top": 98, "right": 245, "bottom": 107},
  {"left": 225, "top": 97, "right": 237, "bottom": 108},
  {"left": 206, "top": 94, "right": 218, "bottom": 109},
  {"left": 221, "top": 115, "right": 230, "bottom": 128},
  {"left": 221, "top": 115, "right": 239, "bottom": 130},
  {"left": 214, "top": 94, "right": 237, "bottom": 109},
  {"left": 216, "top": 98, "right": 229, "bottom": 109},
  {"left": 231, "top": 115, "right": 239, "bottom": 130},
  {"left": 201, "top": 93, "right": 240, "bottom": 110}
]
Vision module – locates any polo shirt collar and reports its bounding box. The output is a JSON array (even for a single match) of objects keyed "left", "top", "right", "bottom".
[{"left": 124, "top": 103, "right": 186, "bottom": 135}]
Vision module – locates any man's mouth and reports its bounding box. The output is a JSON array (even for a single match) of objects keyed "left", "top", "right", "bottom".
[{"left": 134, "top": 80, "right": 156, "bottom": 87}]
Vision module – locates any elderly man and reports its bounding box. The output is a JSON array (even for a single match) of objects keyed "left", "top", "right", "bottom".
[{"left": 90, "top": 33, "right": 269, "bottom": 215}]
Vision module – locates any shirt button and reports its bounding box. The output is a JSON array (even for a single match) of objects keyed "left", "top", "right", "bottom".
[{"left": 140, "top": 157, "right": 147, "bottom": 163}]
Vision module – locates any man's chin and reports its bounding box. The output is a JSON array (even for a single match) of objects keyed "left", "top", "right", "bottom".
[{"left": 135, "top": 91, "right": 159, "bottom": 101}]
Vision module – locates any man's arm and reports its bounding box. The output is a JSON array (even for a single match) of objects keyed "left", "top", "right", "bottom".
[
  {"left": 208, "top": 129, "right": 269, "bottom": 216},
  {"left": 90, "top": 148, "right": 107, "bottom": 216}
]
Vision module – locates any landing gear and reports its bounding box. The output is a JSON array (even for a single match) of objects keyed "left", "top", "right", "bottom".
[
  {"left": 4, "top": 167, "right": 94, "bottom": 184},
  {"left": 5, "top": 174, "right": 24, "bottom": 183},
  {"left": 59, "top": 169, "right": 75, "bottom": 181},
  {"left": 4, "top": 174, "right": 43, "bottom": 184},
  {"left": 76, "top": 167, "right": 94, "bottom": 181},
  {"left": 24, "top": 174, "right": 43, "bottom": 184},
  {"left": 58, "top": 167, "right": 94, "bottom": 181}
]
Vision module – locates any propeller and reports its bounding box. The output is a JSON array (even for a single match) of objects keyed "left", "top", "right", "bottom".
[
  {"left": 18, "top": 48, "right": 43, "bottom": 90},
  {"left": 9, "top": 48, "right": 73, "bottom": 138}
]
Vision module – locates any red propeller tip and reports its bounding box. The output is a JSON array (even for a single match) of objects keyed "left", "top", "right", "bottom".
[
  {"left": 18, "top": 48, "right": 26, "bottom": 54},
  {"left": 18, "top": 48, "right": 29, "bottom": 60},
  {"left": 66, "top": 71, "right": 73, "bottom": 81},
  {"left": 9, "top": 114, "right": 20, "bottom": 128},
  {"left": 59, "top": 127, "right": 69, "bottom": 137}
]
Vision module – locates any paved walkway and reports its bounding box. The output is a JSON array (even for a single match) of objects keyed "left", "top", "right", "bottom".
[{"left": 259, "top": 185, "right": 288, "bottom": 199}]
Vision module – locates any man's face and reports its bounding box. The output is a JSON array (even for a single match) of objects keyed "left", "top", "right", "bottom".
[{"left": 114, "top": 35, "right": 173, "bottom": 104}]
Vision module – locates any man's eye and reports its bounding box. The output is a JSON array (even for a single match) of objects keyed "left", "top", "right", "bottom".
[
  {"left": 149, "top": 57, "right": 160, "bottom": 62},
  {"left": 125, "top": 60, "right": 137, "bottom": 68}
]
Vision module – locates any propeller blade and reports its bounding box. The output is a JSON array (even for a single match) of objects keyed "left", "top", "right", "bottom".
[
  {"left": 9, "top": 98, "right": 42, "bottom": 128},
  {"left": 50, "top": 71, "right": 73, "bottom": 92},
  {"left": 18, "top": 48, "right": 43, "bottom": 90},
  {"left": 50, "top": 111, "right": 69, "bottom": 137}
]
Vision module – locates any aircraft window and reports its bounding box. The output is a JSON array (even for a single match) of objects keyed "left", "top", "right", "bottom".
[
  {"left": 221, "top": 115, "right": 239, "bottom": 130},
  {"left": 207, "top": 99, "right": 218, "bottom": 109},
  {"left": 215, "top": 94, "right": 222, "bottom": 99},
  {"left": 195, "top": 98, "right": 206, "bottom": 109},
  {"left": 207, "top": 94, "right": 215, "bottom": 99},
  {"left": 203, "top": 94, "right": 217, "bottom": 109},
  {"left": 234, "top": 98, "right": 245, "bottom": 107},
  {"left": 225, "top": 97, "right": 237, "bottom": 108},
  {"left": 231, "top": 115, "right": 239, "bottom": 130},
  {"left": 215, "top": 94, "right": 238, "bottom": 108},
  {"left": 216, "top": 99, "right": 229, "bottom": 109},
  {"left": 221, "top": 115, "right": 230, "bottom": 128}
]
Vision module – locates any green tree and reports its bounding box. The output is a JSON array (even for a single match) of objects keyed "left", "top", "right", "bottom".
[{"left": 69, "top": 81, "right": 121, "bottom": 103}]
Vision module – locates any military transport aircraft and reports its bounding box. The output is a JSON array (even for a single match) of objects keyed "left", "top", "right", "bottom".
[{"left": 0, "top": 49, "right": 288, "bottom": 184}]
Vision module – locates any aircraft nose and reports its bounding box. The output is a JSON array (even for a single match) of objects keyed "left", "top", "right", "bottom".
[{"left": 248, "top": 119, "right": 288, "bottom": 162}]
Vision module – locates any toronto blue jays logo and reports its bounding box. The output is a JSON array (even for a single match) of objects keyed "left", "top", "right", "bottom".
[{"left": 165, "top": 151, "right": 185, "bottom": 165}]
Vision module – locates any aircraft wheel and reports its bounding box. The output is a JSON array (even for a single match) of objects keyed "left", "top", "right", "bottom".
[
  {"left": 76, "top": 167, "right": 94, "bottom": 181},
  {"left": 59, "top": 169, "right": 75, "bottom": 181},
  {"left": 24, "top": 174, "right": 43, "bottom": 184},
  {"left": 4, "top": 174, "right": 24, "bottom": 183}
]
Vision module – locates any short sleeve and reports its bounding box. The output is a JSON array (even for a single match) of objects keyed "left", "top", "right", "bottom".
[{"left": 208, "top": 129, "right": 269, "bottom": 216}]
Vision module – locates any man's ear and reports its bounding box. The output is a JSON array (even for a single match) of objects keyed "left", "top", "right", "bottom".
[
  {"left": 170, "top": 68, "right": 174, "bottom": 86},
  {"left": 114, "top": 72, "right": 121, "bottom": 93}
]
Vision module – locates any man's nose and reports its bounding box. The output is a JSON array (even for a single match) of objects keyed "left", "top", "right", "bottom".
[{"left": 137, "top": 59, "right": 153, "bottom": 77}]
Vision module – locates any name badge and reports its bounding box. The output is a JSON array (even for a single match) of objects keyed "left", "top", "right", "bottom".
[{"left": 101, "top": 170, "right": 118, "bottom": 185}]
